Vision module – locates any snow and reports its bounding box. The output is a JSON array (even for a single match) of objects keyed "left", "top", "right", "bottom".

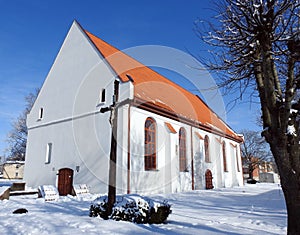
[
  {"left": 0, "top": 186, "right": 10, "bottom": 195},
  {"left": 287, "top": 124, "right": 297, "bottom": 136},
  {"left": 0, "top": 183, "right": 286, "bottom": 234}
]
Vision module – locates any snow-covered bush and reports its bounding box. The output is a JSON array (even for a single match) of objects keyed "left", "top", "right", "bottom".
[{"left": 89, "top": 195, "right": 171, "bottom": 224}]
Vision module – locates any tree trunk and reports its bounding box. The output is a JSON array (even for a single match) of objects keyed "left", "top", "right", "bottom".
[
  {"left": 249, "top": 168, "right": 253, "bottom": 179},
  {"left": 269, "top": 136, "right": 300, "bottom": 235},
  {"left": 282, "top": 182, "right": 300, "bottom": 235},
  {"left": 280, "top": 168, "right": 300, "bottom": 235}
]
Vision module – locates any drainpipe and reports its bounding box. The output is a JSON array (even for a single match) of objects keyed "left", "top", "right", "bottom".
[
  {"left": 191, "top": 126, "right": 194, "bottom": 190},
  {"left": 127, "top": 104, "right": 131, "bottom": 194}
]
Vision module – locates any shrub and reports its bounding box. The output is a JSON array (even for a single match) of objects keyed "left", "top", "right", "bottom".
[{"left": 89, "top": 194, "right": 171, "bottom": 224}]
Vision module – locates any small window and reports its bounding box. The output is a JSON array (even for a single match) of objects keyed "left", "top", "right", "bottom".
[
  {"left": 16, "top": 165, "right": 19, "bottom": 169},
  {"left": 15, "top": 172, "right": 19, "bottom": 177},
  {"left": 100, "top": 89, "right": 106, "bottom": 103},
  {"left": 39, "top": 108, "right": 44, "bottom": 120},
  {"left": 45, "top": 143, "right": 52, "bottom": 164},
  {"left": 204, "top": 135, "right": 210, "bottom": 162},
  {"left": 222, "top": 141, "right": 228, "bottom": 172},
  {"left": 179, "top": 127, "right": 187, "bottom": 172}
]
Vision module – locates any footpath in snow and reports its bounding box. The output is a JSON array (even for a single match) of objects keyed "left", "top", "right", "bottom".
[{"left": 0, "top": 183, "right": 287, "bottom": 235}]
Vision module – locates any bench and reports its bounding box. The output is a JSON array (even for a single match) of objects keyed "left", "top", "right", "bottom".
[
  {"left": 72, "top": 184, "right": 89, "bottom": 196},
  {"left": 38, "top": 185, "right": 59, "bottom": 202}
]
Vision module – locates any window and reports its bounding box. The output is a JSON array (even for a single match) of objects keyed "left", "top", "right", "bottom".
[
  {"left": 222, "top": 141, "right": 228, "bottom": 172},
  {"left": 236, "top": 147, "right": 240, "bottom": 172},
  {"left": 39, "top": 108, "right": 44, "bottom": 120},
  {"left": 45, "top": 143, "right": 52, "bottom": 164},
  {"left": 179, "top": 127, "right": 187, "bottom": 172},
  {"left": 15, "top": 172, "right": 19, "bottom": 177},
  {"left": 204, "top": 135, "right": 210, "bottom": 162},
  {"left": 144, "top": 118, "right": 156, "bottom": 170},
  {"left": 100, "top": 89, "right": 106, "bottom": 103}
]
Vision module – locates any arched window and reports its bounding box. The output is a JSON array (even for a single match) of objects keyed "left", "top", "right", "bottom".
[
  {"left": 204, "top": 135, "right": 210, "bottom": 162},
  {"left": 236, "top": 147, "right": 240, "bottom": 172},
  {"left": 144, "top": 118, "right": 156, "bottom": 170},
  {"left": 222, "top": 141, "right": 228, "bottom": 172},
  {"left": 179, "top": 127, "right": 187, "bottom": 172}
]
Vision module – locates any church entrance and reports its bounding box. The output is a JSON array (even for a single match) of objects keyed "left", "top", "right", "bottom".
[
  {"left": 57, "top": 168, "right": 73, "bottom": 196},
  {"left": 205, "top": 169, "right": 214, "bottom": 189}
]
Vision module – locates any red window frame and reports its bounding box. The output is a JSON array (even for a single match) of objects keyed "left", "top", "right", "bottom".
[
  {"left": 236, "top": 147, "right": 240, "bottom": 172},
  {"left": 204, "top": 135, "right": 210, "bottom": 162},
  {"left": 144, "top": 118, "right": 157, "bottom": 170},
  {"left": 179, "top": 127, "right": 187, "bottom": 172},
  {"left": 222, "top": 141, "right": 228, "bottom": 172}
]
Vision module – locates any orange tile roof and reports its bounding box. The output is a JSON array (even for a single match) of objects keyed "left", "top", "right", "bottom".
[{"left": 84, "top": 30, "right": 242, "bottom": 142}]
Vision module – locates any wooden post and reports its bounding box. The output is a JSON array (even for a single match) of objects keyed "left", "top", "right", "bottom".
[
  {"left": 106, "top": 106, "right": 118, "bottom": 217},
  {"left": 103, "top": 80, "right": 119, "bottom": 218}
]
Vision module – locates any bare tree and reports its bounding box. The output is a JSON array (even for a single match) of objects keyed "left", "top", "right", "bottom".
[
  {"left": 6, "top": 89, "right": 39, "bottom": 161},
  {"left": 195, "top": 0, "right": 300, "bottom": 234},
  {"left": 240, "top": 130, "right": 272, "bottom": 180}
]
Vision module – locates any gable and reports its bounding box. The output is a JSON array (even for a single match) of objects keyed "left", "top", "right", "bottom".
[
  {"left": 84, "top": 29, "right": 242, "bottom": 142},
  {"left": 27, "top": 21, "right": 116, "bottom": 128}
]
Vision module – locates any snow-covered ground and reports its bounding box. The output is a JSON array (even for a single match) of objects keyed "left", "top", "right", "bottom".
[{"left": 0, "top": 183, "right": 286, "bottom": 234}]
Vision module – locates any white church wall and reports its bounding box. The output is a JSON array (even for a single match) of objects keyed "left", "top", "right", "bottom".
[
  {"left": 192, "top": 130, "right": 205, "bottom": 190},
  {"left": 223, "top": 139, "right": 233, "bottom": 188},
  {"left": 116, "top": 104, "right": 130, "bottom": 194},
  {"left": 24, "top": 112, "right": 112, "bottom": 194},
  {"left": 24, "top": 21, "right": 124, "bottom": 194},
  {"left": 128, "top": 106, "right": 194, "bottom": 194}
]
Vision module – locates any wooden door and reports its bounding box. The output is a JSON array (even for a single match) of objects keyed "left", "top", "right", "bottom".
[
  {"left": 57, "top": 168, "right": 73, "bottom": 196},
  {"left": 205, "top": 169, "right": 214, "bottom": 189}
]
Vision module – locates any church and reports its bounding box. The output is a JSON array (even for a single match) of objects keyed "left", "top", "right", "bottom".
[{"left": 24, "top": 21, "right": 244, "bottom": 195}]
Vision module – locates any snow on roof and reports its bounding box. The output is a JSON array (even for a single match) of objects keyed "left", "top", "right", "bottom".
[
  {"left": 4, "top": 161, "right": 25, "bottom": 165},
  {"left": 4, "top": 161, "right": 25, "bottom": 164},
  {"left": 83, "top": 27, "right": 242, "bottom": 142}
]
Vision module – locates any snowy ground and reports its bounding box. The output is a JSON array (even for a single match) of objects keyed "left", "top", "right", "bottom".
[{"left": 0, "top": 183, "right": 286, "bottom": 235}]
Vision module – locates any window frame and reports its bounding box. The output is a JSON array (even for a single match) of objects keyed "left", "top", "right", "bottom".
[
  {"left": 45, "top": 143, "right": 52, "bottom": 164},
  {"left": 100, "top": 89, "right": 106, "bottom": 103},
  {"left": 38, "top": 107, "right": 44, "bottom": 120},
  {"left": 236, "top": 147, "right": 240, "bottom": 172},
  {"left": 204, "top": 135, "right": 210, "bottom": 163},
  {"left": 222, "top": 141, "right": 228, "bottom": 172},
  {"left": 144, "top": 118, "right": 157, "bottom": 171},
  {"left": 179, "top": 127, "right": 187, "bottom": 172}
]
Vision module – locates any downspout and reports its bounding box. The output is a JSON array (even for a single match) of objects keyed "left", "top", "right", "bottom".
[
  {"left": 191, "top": 126, "right": 194, "bottom": 190},
  {"left": 127, "top": 104, "right": 131, "bottom": 194}
]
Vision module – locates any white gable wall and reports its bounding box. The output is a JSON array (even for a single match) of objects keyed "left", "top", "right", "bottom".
[{"left": 24, "top": 21, "right": 131, "bottom": 193}]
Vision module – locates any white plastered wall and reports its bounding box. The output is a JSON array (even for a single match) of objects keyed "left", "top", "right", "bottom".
[{"left": 24, "top": 21, "right": 130, "bottom": 193}]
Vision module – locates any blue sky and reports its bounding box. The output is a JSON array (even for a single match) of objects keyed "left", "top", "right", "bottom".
[{"left": 0, "top": 0, "right": 260, "bottom": 157}]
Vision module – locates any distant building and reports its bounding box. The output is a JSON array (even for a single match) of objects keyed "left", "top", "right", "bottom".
[
  {"left": 2, "top": 161, "right": 25, "bottom": 179},
  {"left": 242, "top": 156, "right": 260, "bottom": 181},
  {"left": 242, "top": 157, "right": 279, "bottom": 183}
]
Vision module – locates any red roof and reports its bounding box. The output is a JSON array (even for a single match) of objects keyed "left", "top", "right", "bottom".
[{"left": 84, "top": 30, "right": 242, "bottom": 142}]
